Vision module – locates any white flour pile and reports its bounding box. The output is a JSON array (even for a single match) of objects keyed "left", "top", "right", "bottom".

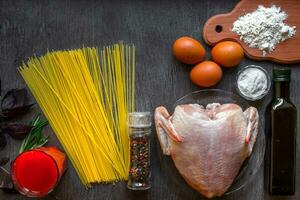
[{"left": 232, "top": 5, "right": 296, "bottom": 56}]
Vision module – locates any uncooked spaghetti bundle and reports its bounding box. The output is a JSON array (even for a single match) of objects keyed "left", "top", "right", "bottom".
[{"left": 19, "top": 42, "right": 135, "bottom": 186}]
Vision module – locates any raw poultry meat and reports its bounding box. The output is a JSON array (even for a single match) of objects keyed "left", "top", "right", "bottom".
[{"left": 154, "top": 103, "right": 259, "bottom": 198}]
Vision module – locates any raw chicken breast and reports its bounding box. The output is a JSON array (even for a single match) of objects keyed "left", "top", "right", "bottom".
[{"left": 154, "top": 103, "right": 259, "bottom": 198}]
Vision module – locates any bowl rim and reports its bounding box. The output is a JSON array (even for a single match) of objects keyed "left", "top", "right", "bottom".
[
  {"left": 236, "top": 65, "right": 271, "bottom": 101},
  {"left": 174, "top": 89, "right": 250, "bottom": 109}
]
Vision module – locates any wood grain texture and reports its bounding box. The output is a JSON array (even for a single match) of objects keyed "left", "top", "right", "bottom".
[
  {"left": 203, "top": 0, "right": 300, "bottom": 64},
  {"left": 0, "top": 0, "right": 299, "bottom": 199}
]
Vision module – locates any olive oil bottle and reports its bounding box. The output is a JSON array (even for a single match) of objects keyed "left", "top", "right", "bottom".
[{"left": 269, "top": 68, "right": 297, "bottom": 195}]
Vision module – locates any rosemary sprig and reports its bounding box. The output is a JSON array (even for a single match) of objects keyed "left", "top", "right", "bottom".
[{"left": 19, "top": 114, "right": 49, "bottom": 153}]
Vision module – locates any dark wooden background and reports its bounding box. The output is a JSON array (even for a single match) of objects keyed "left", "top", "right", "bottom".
[{"left": 1, "top": 0, "right": 300, "bottom": 199}]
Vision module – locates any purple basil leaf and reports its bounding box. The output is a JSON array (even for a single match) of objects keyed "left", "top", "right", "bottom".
[
  {"left": 1, "top": 88, "right": 34, "bottom": 118},
  {"left": 0, "top": 134, "right": 6, "bottom": 151},
  {"left": 1, "top": 187, "right": 18, "bottom": 194},
  {"left": 0, "top": 166, "right": 15, "bottom": 193},
  {"left": 1, "top": 89, "right": 26, "bottom": 110},
  {"left": 2, "top": 123, "right": 33, "bottom": 140},
  {"left": 0, "top": 157, "right": 9, "bottom": 166},
  {"left": 1, "top": 104, "right": 34, "bottom": 118}
]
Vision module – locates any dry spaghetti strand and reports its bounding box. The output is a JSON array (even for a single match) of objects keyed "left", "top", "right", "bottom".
[{"left": 19, "top": 42, "right": 135, "bottom": 186}]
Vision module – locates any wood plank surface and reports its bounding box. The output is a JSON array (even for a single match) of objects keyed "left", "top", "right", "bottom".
[{"left": 0, "top": 0, "right": 299, "bottom": 199}]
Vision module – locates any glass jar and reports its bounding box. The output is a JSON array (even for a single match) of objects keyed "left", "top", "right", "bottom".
[
  {"left": 11, "top": 146, "right": 67, "bottom": 197},
  {"left": 127, "top": 112, "right": 151, "bottom": 190}
]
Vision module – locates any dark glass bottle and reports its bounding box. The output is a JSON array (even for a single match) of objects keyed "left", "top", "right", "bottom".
[{"left": 269, "top": 68, "right": 297, "bottom": 195}]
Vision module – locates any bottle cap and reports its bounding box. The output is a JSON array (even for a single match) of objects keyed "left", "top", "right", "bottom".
[
  {"left": 273, "top": 68, "right": 291, "bottom": 82},
  {"left": 127, "top": 112, "right": 152, "bottom": 128}
]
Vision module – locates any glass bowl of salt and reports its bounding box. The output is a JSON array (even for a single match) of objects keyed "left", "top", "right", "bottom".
[{"left": 236, "top": 65, "right": 271, "bottom": 101}]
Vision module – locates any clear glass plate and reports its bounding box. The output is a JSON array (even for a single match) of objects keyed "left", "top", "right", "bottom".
[{"left": 158, "top": 89, "right": 265, "bottom": 196}]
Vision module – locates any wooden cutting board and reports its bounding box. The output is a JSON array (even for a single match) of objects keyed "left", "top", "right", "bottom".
[{"left": 203, "top": 0, "right": 300, "bottom": 64}]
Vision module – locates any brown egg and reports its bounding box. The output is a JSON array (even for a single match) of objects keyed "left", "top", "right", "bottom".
[
  {"left": 172, "top": 37, "right": 206, "bottom": 64},
  {"left": 211, "top": 41, "right": 244, "bottom": 67},
  {"left": 190, "top": 61, "right": 223, "bottom": 87}
]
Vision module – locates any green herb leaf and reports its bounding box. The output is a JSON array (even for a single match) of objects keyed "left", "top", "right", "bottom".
[{"left": 19, "top": 114, "right": 49, "bottom": 153}]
